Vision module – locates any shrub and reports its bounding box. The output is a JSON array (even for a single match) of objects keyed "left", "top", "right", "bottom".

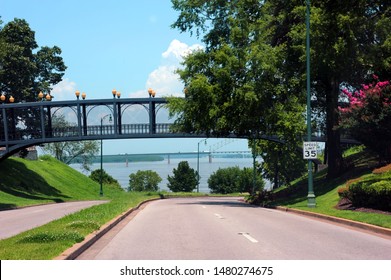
[
  {"left": 208, "top": 166, "right": 264, "bottom": 194},
  {"left": 89, "top": 169, "right": 122, "bottom": 190},
  {"left": 128, "top": 170, "right": 162, "bottom": 192},
  {"left": 208, "top": 166, "right": 241, "bottom": 194},
  {"left": 337, "top": 186, "right": 350, "bottom": 199},
  {"left": 167, "top": 161, "right": 198, "bottom": 192},
  {"left": 349, "top": 179, "right": 391, "bottom": 211},
  {"left": 240, "top": 167, "right": 265, "bottom": 193},
  {"left": 246, "top": 190, "right": 274, "bottom": 206},
  {"left": 339, "top": 77, "right": 391, "bottom": 161}
]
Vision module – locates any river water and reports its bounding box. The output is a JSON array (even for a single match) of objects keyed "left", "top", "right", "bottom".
[{"left": 71, "top": 156, "right": 270, "bottom": 193}]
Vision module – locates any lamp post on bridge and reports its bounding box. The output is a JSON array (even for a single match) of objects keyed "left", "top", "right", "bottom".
[
  {"left": 100, "top": 114, "right": 112, "bottom": 196},
  {"left": 38, "top": 91, "right": 52, "bottom": 101},
  {"left": 0, "top": 94, "right": 15, "bottom": 103}
]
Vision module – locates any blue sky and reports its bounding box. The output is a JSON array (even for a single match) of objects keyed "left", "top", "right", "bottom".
[{"left": 1, "top": 0, "right": 251, "bottom": 154}]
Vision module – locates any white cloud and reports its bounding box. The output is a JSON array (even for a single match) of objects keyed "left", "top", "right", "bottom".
[
  {"left": 130, "top": 39, "right": 204, "bottom": 98},
  {"left": 146, "top": 65, "right": 182, "bottom": 97},
  {"left": 50, "top": 78, "right": 77, "bottom": 101},
  {"left": 162, "top": 39, "right": 203, "bottom": 61}
]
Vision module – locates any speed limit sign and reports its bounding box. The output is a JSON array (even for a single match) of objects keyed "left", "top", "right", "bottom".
[{"left": 303, "top": 142, "right": 318, "bottom": 159}]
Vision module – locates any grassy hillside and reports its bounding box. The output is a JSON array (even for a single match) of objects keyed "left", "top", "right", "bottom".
[
  {"left": 271, "top": 146, "right": 391, "bottom": 228},
  {"left": 0, "top": 155, "right": 119, "bottom": 210},
  {"left": 0, "top": 155, "right": 160, "bottom": 259}
]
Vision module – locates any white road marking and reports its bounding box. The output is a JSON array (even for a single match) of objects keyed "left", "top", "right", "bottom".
[
  {"left": 239, "top": 232, "right": 258, "bottom": 243},
  {"left": 214, "top": 213, "right": 224, "bottom": 219},
  {"left": 202, "top": 206, "right": 207, "bottom": 209}
]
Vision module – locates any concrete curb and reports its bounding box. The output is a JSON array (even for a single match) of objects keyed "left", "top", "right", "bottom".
[
  {"left": 274, "top": 206, "right": 391, "bottom": 237},
  {"left": 54, "top": 198, "right": 160, "bottom": 260}
]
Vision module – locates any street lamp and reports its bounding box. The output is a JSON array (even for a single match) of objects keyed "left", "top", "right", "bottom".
[
  {"left": 197, "top": 138, "right": 207, "bottom": 192},
  {"left": 148, "top": 88, "right": 156, "bottom": 97},
  {"left": 112, "top": 89, "right": 121, "bottom": 99},
  {"left": 100, "top": 114, "right": 112, "bottom": 196},
  {"left": 305, "top": 0, "right": 316, "bottom": 207},
  {"left": 1, "top": 94, "right": 15, "bottom": 103},
  {"left": 37, "top": 91, "right": 51, "bottom": 101}
]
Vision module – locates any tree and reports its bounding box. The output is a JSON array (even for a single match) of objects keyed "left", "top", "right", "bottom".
[
  {"left": 0, "top": 18, "right": 66, "bottom": 101},
  {"left": 270, "top": 1, "right": 391, "bottom": 177},
  {"left": 339, "top": 77, "right": 391, "bottom": 162},
  {"left": 168, "top": 0, "right": 307, "bottom": 190},
  {"left": 256, "top": 140, "right": 306, "bottom": 189},
  {"left": 208, "top": 166, "right": 264, "bottom": 194},
  {"left": 43, "top": 115, "right": 99, "bottom": 171},
  {"left": 167, "top": 161, "right": 198, "bottom": 192},
  {"left": 89, "top": 169, "right": 122, "bottom": 191},
  {"left": 169, "top": 1, "right": 305, "bottom": 140},
  {"left": 169, "top": 1, "right": 305, "bottom": 139},
  {"left": 0, "top": 18, "right": 67, "bottom": 154},
  {"left": 170, "top": 0, "right": 391, "bottom": 179},
  {"left": 128, "top": 170, "right": 162, "bottom": 192}
]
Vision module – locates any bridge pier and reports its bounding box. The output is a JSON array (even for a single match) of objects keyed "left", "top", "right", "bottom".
[{"left": 209, "top": 153, "right": 212, "bottom": 163}]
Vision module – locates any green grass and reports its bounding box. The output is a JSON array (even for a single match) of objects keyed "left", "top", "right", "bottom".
[
  {"left": 272, "top": 147, "right": 391, "bottom": 229},
  {"left": 0, "top": 155, "right": 160, "bottom": 259},
  {"left": 0, "top": 191, "right": 159, "bottom": 259},
  {"left": 0, "top": 156, "right": 109, "bottom": 209}
]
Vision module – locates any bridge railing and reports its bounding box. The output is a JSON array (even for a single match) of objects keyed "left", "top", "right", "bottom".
[
  {"left": 50, "top": 123, "right": 173, "bottom": 137},
  {"left": 0, "top": 123, "right": 175, "bottom": 145}
]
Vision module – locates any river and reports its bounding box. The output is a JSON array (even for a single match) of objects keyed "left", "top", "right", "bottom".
[{"left": 70, "top": 156, "right": 271, "bottom": 193}]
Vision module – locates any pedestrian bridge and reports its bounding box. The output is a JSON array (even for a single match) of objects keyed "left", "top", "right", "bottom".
[
  {"left": 1, "top": 97, "right": 182, "bottom": 159},
  {"left": 0, "top": 96, "right": 358, "bottom": 161}
]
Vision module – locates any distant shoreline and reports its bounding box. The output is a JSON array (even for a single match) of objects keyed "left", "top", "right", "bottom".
[{"left": 70, "top": 153, "right": 252, "bottom": 164}]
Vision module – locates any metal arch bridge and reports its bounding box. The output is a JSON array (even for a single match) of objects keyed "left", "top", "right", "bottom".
[{"left": 0, "top": 97, "right": 359, "bottom": 161}]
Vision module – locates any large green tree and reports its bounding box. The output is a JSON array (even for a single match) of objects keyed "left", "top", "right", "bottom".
[
  {"left": 170, "top": 0, "right": 391, "bottom": 180},
  {"left": 128, "top": 170, "right": 162, "bottom": 192},
  {"left": 167, "top": 161, "right": 198, "bottom": 192},
  {"left": 0, "top": 18, "right": 66, "bottom": 101},
  {"left": 168, "top": 0, "right": 306, "bottom": 184},
  {"left": 306, "top": 1, "right": 390, "bottom": 177}
]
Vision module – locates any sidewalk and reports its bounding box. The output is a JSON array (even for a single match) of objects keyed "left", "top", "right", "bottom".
[{"left": 0, "top": 201, "right": 107, "bottom": 240}]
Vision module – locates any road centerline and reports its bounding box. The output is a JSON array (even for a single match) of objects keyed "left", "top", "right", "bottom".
[
  {"left": 238, "top": 232, "right": 259, "bottom": 243},
  {"left": 214, "top": 213, "right": 224, "bottom": 219}
]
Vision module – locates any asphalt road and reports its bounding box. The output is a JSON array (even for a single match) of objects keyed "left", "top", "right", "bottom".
[
  {"left": 0, "top": 201, "right": 107, "bottom": 240},
  {"left": 76, "top": 197, "right": 391, "bottom": 260}
]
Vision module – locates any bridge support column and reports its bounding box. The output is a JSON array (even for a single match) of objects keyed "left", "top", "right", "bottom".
[
  {"left": 117, "top": 103, "right": 122, "bottom": 135},
  {"left": 1, "top": 108, "right": 8, "bottom": 143},
  {"left": 77, "top": 103, "right": 82, "bottom": 136},
  {"left": 209, "top": 153, "right": 212, "bottom": 163},
  {"left": 82, "top": 104, "right": 87, "bottom": 136},
  {"left": 149, "top": 100, "right": 156, "bottom": 134},
  {"left": 46, "top": 105, "right": 52, "bottom": 137},
  {"left": 40, "top": 106, "right": 46, "bottom": 139},
  {"left": 167, "top": 154, "right": 170, "bottom": 164}
]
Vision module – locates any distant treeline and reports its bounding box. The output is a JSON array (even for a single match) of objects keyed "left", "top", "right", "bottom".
[{"left": 69, "top": 154, "right": 165, "bottom": 164}]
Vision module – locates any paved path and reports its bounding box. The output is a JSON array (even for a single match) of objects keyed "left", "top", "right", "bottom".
[
  {"left": 0, "top": 201, "right": 107, "bottom": 239},
  {"left": 77, "top": 197, "right": 391, "bottom": 260}
]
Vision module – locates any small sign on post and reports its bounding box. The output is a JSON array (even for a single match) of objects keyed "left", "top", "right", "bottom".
[{"left": 303, "top": 141, "right": 318, "bottom": 159}]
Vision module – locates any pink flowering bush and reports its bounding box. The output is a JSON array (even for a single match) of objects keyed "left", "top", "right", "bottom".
[{"left": 339, "top": 76, "right": 391, "bottom": 162}]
